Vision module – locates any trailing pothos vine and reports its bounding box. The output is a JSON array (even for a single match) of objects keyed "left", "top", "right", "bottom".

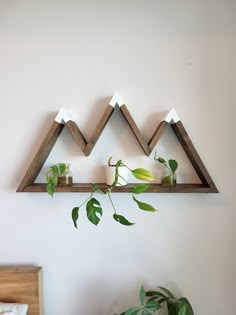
[{"left": 71, "top": 159, "right": 157, "bottom": 228}]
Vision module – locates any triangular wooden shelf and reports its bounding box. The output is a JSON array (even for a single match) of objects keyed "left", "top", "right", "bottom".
[{"left": 17, "top": 93, "right": 218, "bottom": 193}]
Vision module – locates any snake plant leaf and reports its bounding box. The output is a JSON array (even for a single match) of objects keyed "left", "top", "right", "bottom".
[
  {"left": 124, "top": 307, "right": 141, "bottom": 315},
  {"left": 139, "top": 286, "right": 146, "bottom": 306},
  {"left": 46, "top": 183, "right": 55, "bottom": 197},
  {"left": 169, "top": 159, "right": 178, "bottom": 174},
  {"left": 51, "top": 165, "right": 58, "bottom": 177},
  {"left": 113, "top": 214, "right": 135, "bottom": 226},
  {"left": 59, "top": 163, "right": 67, "bottom": 176},
  {"left": 131, "top": 168, "right": 155, "bottom": 182},
  {"left": 145, "top": 300, "right": 161, "bottom": 311},
  {"left": 86, "top": 198, "right": 103, "bottom": 225},
  {"left": 133, "top": 196, "right": 157, "bottom": 212},
  {"left": 72, "top": 207, "right": 79, "bottom": 229},
  {"left": 131, "top": 184, "right": 150, "bottom": 194}
]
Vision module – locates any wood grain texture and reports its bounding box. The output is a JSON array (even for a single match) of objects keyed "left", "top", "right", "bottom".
[
  {"left": 148, "top": 120, "right": 169, "bottom": 151},
  {"left": 23, "top": 183, "right": 214, "bottom": 193},
  {"left": 120, "top": 105, "right": 151, "bottom": 156},
  {"left": 17, "top": 121, "right": 64, "bottom": 192},
  {"left": 171, "top": 121, "right": 218, "bottom": 192},
  {"left": 66, "top": 120, "right": 87, "bottom": 151},
  {"left": 17, "top": 107, "right": 218, "bottom": 194},
  {"left": 83, "top": 105, "right": 114, "bottom": 156},
  {"left": 0, "top": 266, "right": 44, "bottom": 315}
]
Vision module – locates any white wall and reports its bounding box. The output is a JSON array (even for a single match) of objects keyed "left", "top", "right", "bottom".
[{"left": 0, "top": 1, "right": 235, "bottom": 314}]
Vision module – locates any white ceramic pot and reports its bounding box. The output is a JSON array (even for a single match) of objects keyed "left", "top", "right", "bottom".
[{"left": 106, "top": 166, "right": 128, "bottom": 186}]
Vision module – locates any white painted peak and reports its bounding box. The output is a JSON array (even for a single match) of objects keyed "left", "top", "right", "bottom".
[
  {"left": 163, "top": 107, "right": 180, "bottom": 124},
  {"left": 109, "top": 92, "right": 125, "bottom": 107},
  {"left": 54, "top": 107, "right": 72, "bottom": 124}
]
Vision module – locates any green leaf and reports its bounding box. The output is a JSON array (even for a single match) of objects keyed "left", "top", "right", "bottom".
[
  {"left": 169, "top": 159, "right": 178, "bottom": 173},
  {"left": 178, "top": 305, "right": 188, "bottom": 315},
  {"left": 51, "top": 165, "right": 59, "bottom": 177},
  {"left": 141, "top": 310, "right": 152, "bottom": 315},
  {"left": 139, "top": 286, "right": 146, "bottom": 306},
  {"left": 86, "top": 198, "right": 103, "bottom": 225},
  {"left": 146, "top": 291, "right": 165, "bottom": 298},
  {"left": 157, "top": 157, "right": 167, "bottom": 164},
  {"left": 46, "top": 183, "right": 55, "bottom": 197},
  {"left": 131, "top": 168, "right": 156, "bottom": 182},
  {"left": 131, "top": 184, "right": 149, "bottom": 194},
  {"left": 124, "top": 307, "right": 141, "bottom": 315},
  {"left": 59, "top": 163, "right": 67, "bottom": 176},
  {"left": 167, "top": 301, "right": 177, "bottom": 315},
  {"left": 72, "top": 207, "right": 79, "bottom": 229},
  {"left": 52, "top": 177, "right": 58, "bottom": 185},
  {"left": 46, "top": 176, "right": 52, "bottom": 183},
  {"left": 158, "top": 287, "right": 175, "bottom": 298},
  {"left": 113, "top": 214, "right": 135, "bottom": 226},
  {"left": 133, "top": 196, "right": 157, "bottom": 212},
  {"left": 178, "top": 298, "right": 194, "bottom": 315},
  {"left": 145, "top": 300, "right": 161, "bottom": 311}
]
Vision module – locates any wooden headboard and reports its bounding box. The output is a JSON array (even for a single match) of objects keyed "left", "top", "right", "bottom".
[{"left": 0, "top": 266, "right": 44, "bottom": 315}]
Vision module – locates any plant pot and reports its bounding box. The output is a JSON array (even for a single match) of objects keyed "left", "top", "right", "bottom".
[
  {"left": 58, "top": 175, "right": 73, "bottom": 186},
  {"left": 106, "top": 166, "right": 128, "bottom": 186},
  {"left": 161, "top": 173, "right": 176, "bottom": 187}
]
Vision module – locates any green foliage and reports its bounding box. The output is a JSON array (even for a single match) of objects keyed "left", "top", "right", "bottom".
[
  {"left": 131, "top": 168, "right": 156, "bottom": 182},
  {"left": 154, "top": 153, "right": 178, "bottom": 175},
  {"left": 71, "top": 157, "right": 157, "bottom": 229},
  {"left": 113, "top": 214, "right": 135, "bottom": 226},
  {"left": 86, "top": 198, "right": 103, "bottom": 225},
  {"left": 116, "top": 286, "right": 194, "bottom": 315},
  {"left": 46, "top": 163, "right": 70, "bottom": 197}
]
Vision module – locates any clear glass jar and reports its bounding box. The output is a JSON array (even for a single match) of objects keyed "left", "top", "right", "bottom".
[
  {"left": 161, "top": 171, "right": 176, "bottom": 187},
  {"left": 58, "top": 164, "right": 73, "bottom": 186}
]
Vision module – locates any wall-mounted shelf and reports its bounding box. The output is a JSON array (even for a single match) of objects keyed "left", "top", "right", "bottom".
[
  {"left": 23, "top": 183, "right": 214, "bottom": 193},
  {"left": 17, "top": 93, "right": 218, "bottom": 194}
]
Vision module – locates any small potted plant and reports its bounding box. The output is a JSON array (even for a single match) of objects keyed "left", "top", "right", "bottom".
[
  {"left": 115, "top": 285, "right": 194, "bottom": 315},
  {"left": 46, "top": 163, "right": 72, "bottom": 197},
  {"left": 154, "top": 153, "right": 178, "bottom": 187},
  {"left": 106, "top": 157, "right": 128, "bottom": 186},
  {"left": 72, "top": 157, "right": 157, "bottom": 228}
]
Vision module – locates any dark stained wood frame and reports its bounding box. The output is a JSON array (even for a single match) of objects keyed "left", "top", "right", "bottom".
[{"left": 17, "top": 104, "right": 218, "bottom": 193}]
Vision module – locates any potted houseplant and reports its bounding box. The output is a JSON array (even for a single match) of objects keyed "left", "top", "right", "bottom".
[
  {"left": 115, "top": 285, "right": 194, "bottom": 315},
  {"left": 72, "top": 157, "right": 157, "bottom": 228},
  {"left": 106, "top": 156, "right": 128, "bottom": 186},
  {"left": 154, "top": 153, "right": 178, "bottom": 187},
  {"left": 46, "top": 163, "right": 72, "bottom": 197}
]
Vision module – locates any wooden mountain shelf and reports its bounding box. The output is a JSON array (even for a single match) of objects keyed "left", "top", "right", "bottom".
[
  {"left": 23, "top": 183, "right": 213, "bottom": 193},
  {"left": 17, "top": 93, "right": 218, "bottom": 194}
]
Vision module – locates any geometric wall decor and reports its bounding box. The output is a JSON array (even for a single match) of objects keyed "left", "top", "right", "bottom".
[{"left": 17, "top": 93, "right": 218, "bottom": 193}]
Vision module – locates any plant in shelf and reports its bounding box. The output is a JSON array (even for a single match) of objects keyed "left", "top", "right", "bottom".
[
  {"left": 46, "top": 163, "right": 72, "bottom": 197},
  {"left": 154, "top": 153, "right": 178, "bottom": 187},
  {"left": 115, "top": 285, "right": 194, "bottom": 315},
  {"left": 72, "top": 157, "right": 157, "bottom": 228}
]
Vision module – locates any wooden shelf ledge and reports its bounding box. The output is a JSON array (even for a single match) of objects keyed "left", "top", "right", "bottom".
[{"left": 22, "top": 183, "right": 217, "bottom": 193}]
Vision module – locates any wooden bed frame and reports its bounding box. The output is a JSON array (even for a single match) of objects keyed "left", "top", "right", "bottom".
[{"left": 0, "top": 266, "right": 44, "bottom": 315}]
